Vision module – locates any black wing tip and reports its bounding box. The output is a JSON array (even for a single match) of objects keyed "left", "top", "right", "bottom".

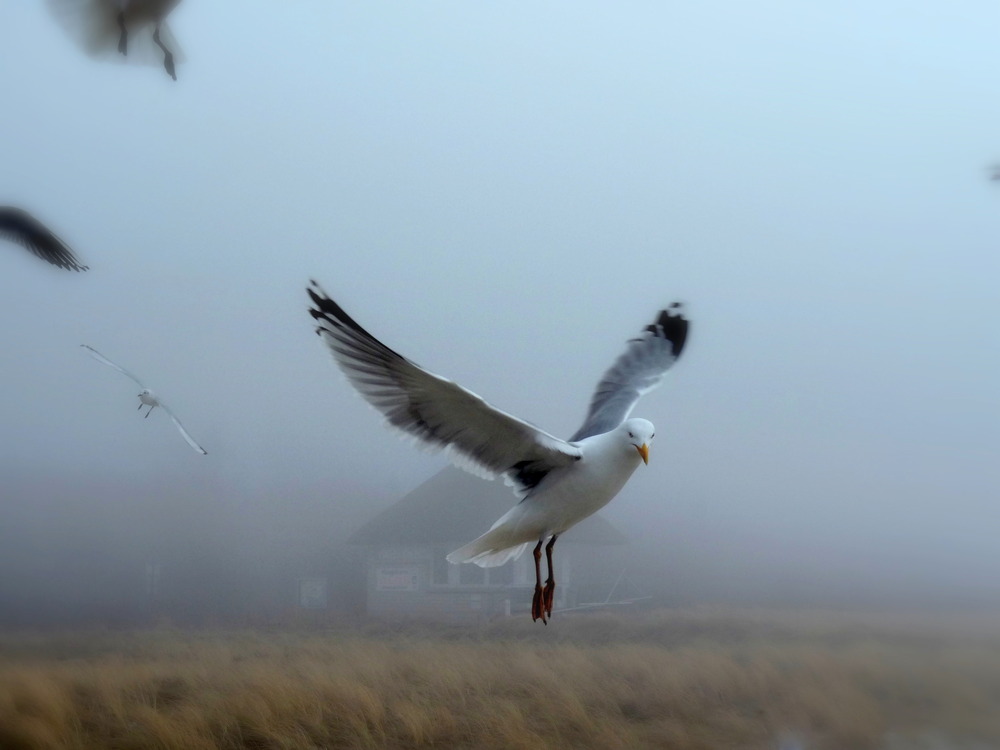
[
  {"left": 0, "top": 206, "right": 31, "bottom": 221},
  {"left": 306, "top": 281, "right": 332, "bottom": 322},
  {"left": 306, "top": 279, "right": 330, "bottom": 308},
  {"left": 305, "top": 279, "right": 371, "bottom": 338},
  {"left": 53, "top": 260, "right": 87, "bottom": 272},
  {"left": 646, "top": 302, "right": 689, "bottom": 357},
  {"left": 306, "top": 278, "right": 410, "bottom": 364},
  {"left": 56, "top": 260, "right": 88, "bottom": 272},
  {"left": 0, "top": 206, "right": 87, "bottom": 271}
]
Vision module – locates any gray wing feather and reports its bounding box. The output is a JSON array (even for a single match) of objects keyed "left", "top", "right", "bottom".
[
  {"left": 307, "top": 281, "right": 580, "bottom": 497},
  {"left": 81, "top": 345, "right": 146, "bottom": 389},
  {"left": 569, "top": 304, "right": 689, "bottom": 442},
  {"left": 0, "top": 207, "right": 88, "bottom": 271}
]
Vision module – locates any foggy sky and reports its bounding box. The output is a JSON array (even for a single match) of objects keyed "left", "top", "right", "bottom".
[{"left": 2, "top": 2, "right": 999, "bottom": 605}]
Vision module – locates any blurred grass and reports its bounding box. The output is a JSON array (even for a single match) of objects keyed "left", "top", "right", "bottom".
[{"left": 1, "top": 607, "right": 999, "bottom": 749}]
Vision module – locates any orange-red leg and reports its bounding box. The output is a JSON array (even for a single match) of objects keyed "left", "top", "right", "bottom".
[
  {"left": 542, "top": 535, "right": 558, "bottom": 617},
  {"left": 530, "top": 540, "right": 546, "bottom": 623}
]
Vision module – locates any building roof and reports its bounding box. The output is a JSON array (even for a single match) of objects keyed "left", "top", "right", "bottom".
[{"left": 349, "top": 467, "right": 627, "bottom": 546}]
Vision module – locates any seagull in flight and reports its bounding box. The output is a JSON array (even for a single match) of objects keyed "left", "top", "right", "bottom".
[
  {"left": 47, "top": 0, "right": 184, "bottom": 81},
  {"left": 0, "top": 207, "right": 88, "bottom": 271},
  {"left": 81, "top": 345, "right": 207, "bottom": 455},
  {"left": 307, "top": 281, "right": 688, "bottom": 623}
]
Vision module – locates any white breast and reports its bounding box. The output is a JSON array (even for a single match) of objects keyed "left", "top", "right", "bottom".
[{"left": 517, "top": 431, "right": 644, "bottom": 537}]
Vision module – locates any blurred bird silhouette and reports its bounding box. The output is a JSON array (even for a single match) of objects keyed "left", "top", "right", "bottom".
[
  {"left": 47, "top": 0, "right": 184, "bottom": 81},
  {"left": 0, "top": 207, "right": 88, "bottom": 271}
]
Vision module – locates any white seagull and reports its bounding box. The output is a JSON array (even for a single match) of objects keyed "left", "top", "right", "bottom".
[
  {"left": 81, "top": 345, "right": 207, "bottom": 455},
  {"left": 0, "top": 207, "right": 88, "bottom": 271},
  {"left": 307, "top": 281, "right": 688, "bottom": 623},
  {"left": 47, "top": 0, "right": 184, "bottom": 81}
]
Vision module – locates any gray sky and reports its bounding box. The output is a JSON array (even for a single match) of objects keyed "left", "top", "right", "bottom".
[{"left": 2, "top": 2, "right": 999, "bottom": 601}]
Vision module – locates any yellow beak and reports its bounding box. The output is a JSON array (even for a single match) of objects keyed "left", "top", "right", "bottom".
[{"left": 635, "top": 443, "right": 649, "bottom": 465}]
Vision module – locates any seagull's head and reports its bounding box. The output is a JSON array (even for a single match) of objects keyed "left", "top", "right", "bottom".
[{"left": 622, "top": 418, "right": 655, "bottom": 465}]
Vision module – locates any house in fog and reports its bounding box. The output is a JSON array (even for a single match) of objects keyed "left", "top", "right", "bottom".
[{"left": 349, "top": 467, "right": 627, "bottom": 623}]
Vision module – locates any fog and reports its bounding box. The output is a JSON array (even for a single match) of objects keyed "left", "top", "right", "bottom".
[{"left": 2, "top": 1, "right": 1000, "bottom": 625}]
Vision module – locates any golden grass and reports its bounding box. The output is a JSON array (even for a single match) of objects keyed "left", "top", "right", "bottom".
[{"left": 1, "top": 608, "right": 999, "bottom": 749}]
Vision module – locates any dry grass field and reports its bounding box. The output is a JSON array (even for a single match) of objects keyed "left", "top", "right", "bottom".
[{"left": 1, "top": 607, "right": 999, "bottom": 749}]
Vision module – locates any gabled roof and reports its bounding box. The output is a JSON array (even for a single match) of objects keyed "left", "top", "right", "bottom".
[{"left": 349, "top": 467, "right": 626, "bottom": 546}]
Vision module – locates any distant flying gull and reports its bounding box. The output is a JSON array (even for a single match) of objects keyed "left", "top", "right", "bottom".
[
  {"left": 47, "top": 0, "right": 184, "bottom": 81},
  {"left": 307, "top": 281, "right": 688, "bottom": 623},
  {"left": 81, "top": 345, "right": 207, "bottom": 455},
  {"left": 0, "top": 207, "right": 88, "bottom": 271}
]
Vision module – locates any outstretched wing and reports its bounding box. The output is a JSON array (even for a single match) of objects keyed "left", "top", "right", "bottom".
[
  {"left": 81, "top": 345, "right": 146, "bottom": 388},
  {"left": 159, "top": 403, "right": 208, "bottom": 455},
  {"left": 0, "top": 207, "right": 88, "bottom": 271},
  {"left": 569, "top": 304, "right": 689, "bottom": 442},
  {"left": 307, "top": 281, "right": 580, "bottom": 497}
]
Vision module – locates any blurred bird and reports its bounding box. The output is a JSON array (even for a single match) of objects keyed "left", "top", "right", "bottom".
[
  {"left": 0, "top": 207, "right": 88, "bottom": 271},
  {"left": 307, "top": 281, "right": 688, "bottom": 623},
  {"left": 47, "top": 0, "right": 184, "bottom": 81},
  {"left": 81, "top": 345, "right": 207, "bottom": 455}
]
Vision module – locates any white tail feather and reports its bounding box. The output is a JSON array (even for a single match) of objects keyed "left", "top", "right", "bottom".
[{"left": 447, "top": 534, "right": 529, "bottom": 568}]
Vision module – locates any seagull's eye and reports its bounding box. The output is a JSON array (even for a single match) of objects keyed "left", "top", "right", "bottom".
[
  {"left": 651, "top": 432, "right": 655, "bottom": 438},
  {"left": 628, "top": 432, "right": 634, "bottom": 438}
]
